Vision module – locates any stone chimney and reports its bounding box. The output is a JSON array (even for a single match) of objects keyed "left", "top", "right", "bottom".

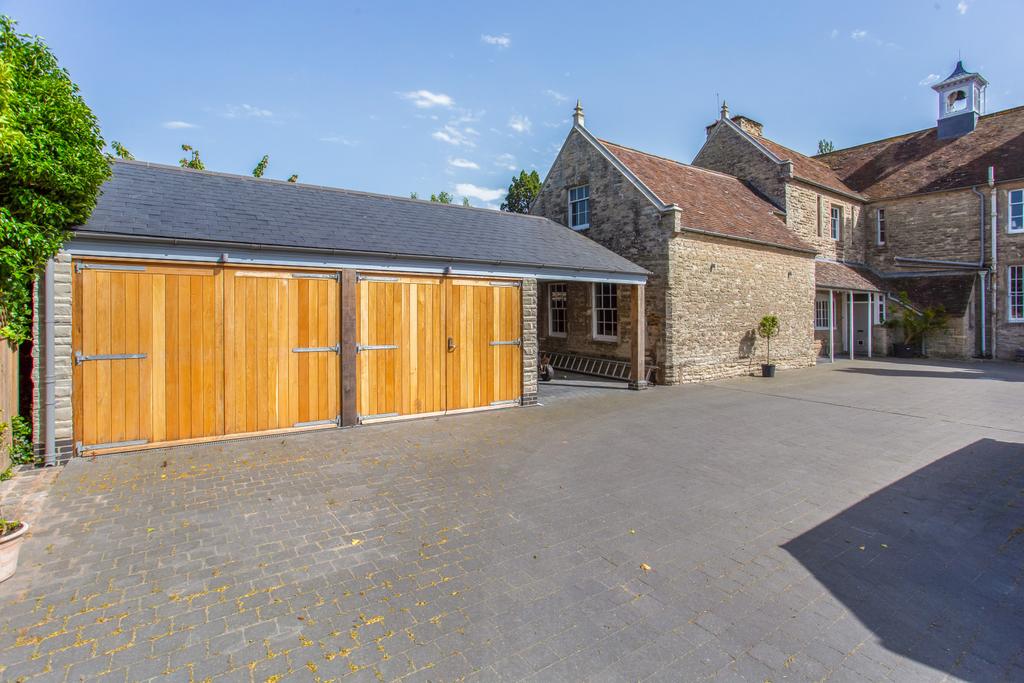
[{"left": 730, "top": 115, "right": 764, "bottom": 137}]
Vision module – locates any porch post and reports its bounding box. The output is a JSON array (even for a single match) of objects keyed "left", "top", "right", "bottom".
[
  {"left": 339, "top": 269, "right": 358, "bottom": 427},
  {"left": 628, "top": 283, "right": 649, "bottom": 390},
  {"left": 848, "top": 292, "right": 854, "bottom": 360},
  {"left": 828, "top": 289, "right": 835, "bottom": 363},
  {"left": 867, "top": 293, "right": 873, "bottom": 358}
]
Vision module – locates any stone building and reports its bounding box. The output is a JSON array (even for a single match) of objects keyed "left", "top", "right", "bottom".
[
  {"left": 534, "top": 61, "right": 1024, "bottom": 383},
  {"left": 531, "top": 103, "right": 818, "bottom": 384}
]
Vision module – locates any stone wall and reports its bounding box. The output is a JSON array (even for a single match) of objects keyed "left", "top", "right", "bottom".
[
  {"left": 693, "top": 122, "right": 787, "bottom": 208},
  {"left": 31, "top": 251, "right": 74, "bottom": 462},
  {"left": 537, "top": 281, "right": 636, "bottom": 362},
  {"left": 667, "top": 233, "right": 816, "bottom": 382},
  {"left": 532, "top": 128, "right": 669, "bottom": 373},
  {"left": 520, "top": 278, "right": 538, "bottom": 405},
  {"left": 786, "top": 182, "right": 865, "bottom": 263}
]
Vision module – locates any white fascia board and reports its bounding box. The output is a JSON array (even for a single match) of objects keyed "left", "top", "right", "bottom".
[{"left": 67, "top": 234, "right": 647, "bottom": 285}]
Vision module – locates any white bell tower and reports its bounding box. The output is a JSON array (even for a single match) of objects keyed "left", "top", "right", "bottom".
[{"left": 931, "top": 60, "right": 988, "bottom": 140}]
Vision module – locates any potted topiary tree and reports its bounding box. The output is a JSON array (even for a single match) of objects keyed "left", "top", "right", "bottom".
[
  {"left": 885, "top": 292, "right": 949, "bottom": 358},
  {"left": 0, "top": 517, "right": 28, "bottom": 583},
  {"left": 758, "top": 314, "right": 780, "bottom": 377}
]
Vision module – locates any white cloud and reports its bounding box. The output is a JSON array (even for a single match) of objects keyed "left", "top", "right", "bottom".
[
  {"left": 455, "top": 183, "right": 505, "bottom": 202},
  {"left": 319, "top": 136, "right": 357, "bottom": 145},
  {"left": 919, "top": 73, "right": 942, "bottom": 86},
  {"left": 851, "top": 29, "right": 868, "bottom": 40},
  {"left": 494, "top": 153, "right": 517, "bottom": 171},
  {"left": 163, "top": 120, "right": 197, "bottom": 129},
  {"left": 957, "top": 1, "right": 968, "bottom": 14},
  {"left": 448, "top": 157, "right": 479, "bottom": 169},
  {"left": 481, "top": 34, "right": 511, "bottom": 48},
  {"left": 399, "top": 90, "right": 454, "bottom": 109},
  {"left": 545, "top": 89, "right": 569, "bottom": 103},
  {"left": 432, "top": 125, "right": 476, "bottom": 147},
  {"left": 508, "top": 114, "right": 532, "bottom": 134},
  {"left": 830, "top": 28, "right": 839, "bottom": 39},
  {"left": 223, "top": 104, "right": 275, "bottom": 119}
]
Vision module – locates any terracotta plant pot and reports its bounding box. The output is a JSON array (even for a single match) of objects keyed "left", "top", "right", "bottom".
[{"left": 0, "top": 522, "right": 28, "bottom": 583}]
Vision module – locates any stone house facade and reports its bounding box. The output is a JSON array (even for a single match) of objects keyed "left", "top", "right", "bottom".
[{"left": 532, "top": 106, "right": 817, "bottom": 384}]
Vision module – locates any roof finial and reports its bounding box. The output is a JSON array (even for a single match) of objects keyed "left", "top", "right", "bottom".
[
  {"left": 720, "top": 100, "right": 729, "bottom": 120},
  {"left": 573, "top": 98, "right": 585, "bottom": 128}
]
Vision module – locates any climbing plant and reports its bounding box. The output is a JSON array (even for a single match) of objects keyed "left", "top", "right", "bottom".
[{"left": 0, "top": 15, "right": 109, "bottom": 342}]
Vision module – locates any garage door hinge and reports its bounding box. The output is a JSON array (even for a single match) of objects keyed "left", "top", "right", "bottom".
[
  {"left": 356, "top": 344, "right": 399, "bottom": 353},
  {"left": 292, "top": 344, "right": 340, "bottom": 354},
  {"left": 356, "top": 275, "right": 400, "bottom": 283},
  {"left": 75, "top": 351, "right": 147, "bottom": 364},
  {"left": 489, "top": 338, "right": 522, "bottom": 347},
  {"left": 77, "top": 438, "right": 148, "bottom": 454},
  {"left": 291, "top": 273, "right": 339, "bottom": 281},
  {"left": 75, "top": 263, "right": 146, "bottom": 273},
  {"left": 489, "top": 281, "right": 521, "bottom": 287}
]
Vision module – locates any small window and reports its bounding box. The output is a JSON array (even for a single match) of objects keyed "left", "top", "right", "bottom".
[
  {"left": 814, "top": 294, "right": 832, "bottom": 330},
  {"left": 830, "top": 205, "right": 842, "bottom": 240},
  {"left": 876, "top": 208, "right": 887, "bottom": 245},
  {"left": 875, "top": 295, "right": 887, "bottom": 324},
  {"left": 591, "top": 283, "right": 618, "bottom": 341},
  {"left": 547, "top": 283, "right": 567, "bottom": 337},
  {"left": 1009, "top": 266, "right": 1024, "bottom": 322},
  {"left": 569, "top": 185, "right": 590, "bottom": 229},
  {"left": 1010, "top": 189, "right": 1024, "bottom": 233}
]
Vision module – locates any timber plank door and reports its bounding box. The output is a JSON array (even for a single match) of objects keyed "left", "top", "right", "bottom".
[
  {"left": 72, "top": 262, "right": 224, "bottom": 452},
  {"left": 356, "top": 274, "right": 444, "bottom": 421},
  {"left": 223, "top": 269, "right": 340, "bottom": 434},
  {"left": 445, "top": 278, "right": 522, "bottom": 412}
]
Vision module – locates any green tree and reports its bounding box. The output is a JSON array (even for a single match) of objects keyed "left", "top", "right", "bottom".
[
  {"left": 409, "top": 191, "right": 419, "bottom": 200},
  {"left": 179, "top": 143, "right": 205, "bottom": 170},
  {"left": 252, "top": 154, "right": 269, "bottom": 178},
  {"left": 110, "top": 140, "right": 134, "bottom": 160},
  {"left": 817, "top": 139, "right": 835, "bottom": 155},
  {"left": 286, "top": 174, "right": 298, "bottom": 183},
  {"left": 757, "top": 314, "right": 780, "bottom": 366},
  {"left": 461, "top": 197, "right": 470, "bottom": 207},
  {"left": 500, "top": 170, "right": 541, "bottom": 213},
  {"left": 0, "top": 15, "right": 109, "bottom": 342},
  {"left": 430, "top": 191, "right": 453, "bottom": 204}
]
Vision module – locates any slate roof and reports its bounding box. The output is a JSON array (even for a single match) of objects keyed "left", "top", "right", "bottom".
[
  {"left": 814, "top": 106, "right": 1024, "bottom": 200},
  {"left": 884, "top": 274, "right": 976, "bottom": 316},
  {"left": 750, "top": 134, "right": 862, "bottom": 198},
  {"left": 78, "top": 161, "right": 647, "bottom": 277},
  {"left": 598, "top": 140, "right": 816, "bottom": 253},
  {"left": 815, "top": 260, "right": 883, "bottom": 292}
]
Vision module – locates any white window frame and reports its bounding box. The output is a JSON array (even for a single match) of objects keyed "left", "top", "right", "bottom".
[
  {"left": 876, "top": 208, "right": 886, "bottom": 245},
  {"left": 1009, "top": 265, "right": 1024, "bottom": 323},
  {"left": 547, "top": 283, "right": 567, "bottom": 337},
  {"left": 1009, "top": 189, "right": 1024, "bottom": 234},
  {"left": 830, "top": 205, "right": 842, "bottom": 241},
  {"left": 591, "top": 282, "right": 618, "bottom": 341},
  {"left": 568, "top": 184, "right": 590, "bottom": 230},
  {"left": 875, "top": 295, "right": 887, "bottom": 325},
  {"left": 814, "top": 293, "right": 832, "bottom": 330}
]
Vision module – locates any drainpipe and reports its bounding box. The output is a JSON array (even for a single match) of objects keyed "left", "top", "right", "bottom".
[
  {"left": 972, "top": 185, "right": 987, "bottom": 356},
  {"left": 42, "top": 259, "right": 56, "bottom": 466},
  {"left": 989, "top": 167, "right": 998, "bottom": 358}
]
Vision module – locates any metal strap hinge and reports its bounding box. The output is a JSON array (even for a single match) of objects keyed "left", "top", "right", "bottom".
[
  {"left": 356, "top": 344, "right": 399, "bottom": 353},
  {"left": 357, "top": 275, "right": 400, "bottom": 282},
  {"left": 489, "top": 338, "right": 521, "bottom": 347},
  {"left": 489, "top": 281, "right": 521, "bottom": 288},
  {"left": 78, "top": 438, "right": 148, "bottom": 454},
  {"left": 291, "top": 344, "right": 340, "bottom": 354},
  {"left": 75, "top": 263, "right": 146, "bottom": 273},
  {"left": 291, "top": 272, "right": 339, "bottom": 281},
  {"left": 75, "top": 351, "right": 147, "bottom": 365}
]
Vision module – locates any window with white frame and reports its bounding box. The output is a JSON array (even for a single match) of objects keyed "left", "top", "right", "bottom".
[
  {"left": 830, "top": 205, "right": 842, "bottom": 240},
  {"left": 1009, "top": 265, "right": 1024, "bottom": 322},
  {"left": 814, "top": 293, "right": 832, "bottom": 329},
  {"left": 876, "top": 208, "right": 887, "bottom": 245},
  {"left": 547, "top": 283, "right": 567, "bottom": 337},
  {"left": 592, "top": 283, "right": 618, "bottom": 340},
  {"left": 569, "top": 185, "right": 590, "bottom": 229},
  {"left": 1010, "top": 189, "right": 1023, "bottom": 233},
  {"left": 875, "top": 295, "right": 887, "bottom": 324}
]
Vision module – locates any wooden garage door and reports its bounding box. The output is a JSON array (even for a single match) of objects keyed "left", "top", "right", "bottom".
[
  {"left": 224, "top": 270, "right": 340, "bottom": 435},
  {"left": 73, "top": 263, "right": 223, "bottom": 452},
  {"left": 356, "top": 275, "right": 444, "bottom": 420},
  {"left": 445, "top": 278, "right": 522, "bottom": 411}
]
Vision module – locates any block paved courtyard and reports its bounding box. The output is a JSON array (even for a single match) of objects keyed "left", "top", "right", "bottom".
[{"left": 1, "top": 358, "right": 1022, "bottom": 682}]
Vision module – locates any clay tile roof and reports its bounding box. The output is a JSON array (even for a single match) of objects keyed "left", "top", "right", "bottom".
[
  {"left": 598, "top": 139, "right": 815, "bottom": 254},
  {"left": 815, "top": 261, "right": 883, "bottom": 292},
  {"left": 814, "top": 105, "right": 1024, "bottom": 200},
  {"left": 750, "top": 134, "right": 862, "bottom": 198}
]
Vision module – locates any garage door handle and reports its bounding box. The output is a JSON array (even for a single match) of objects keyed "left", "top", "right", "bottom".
[{"left": 448, "top": 336, "right": 456, "bottom": 352}]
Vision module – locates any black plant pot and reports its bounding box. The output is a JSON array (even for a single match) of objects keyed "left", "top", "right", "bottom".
[
  {"left": 761, "top": 364, "right": 776, "bottom": 378},
  {"left": 891, "top": 343, "right": 916, "bottom": 358}
]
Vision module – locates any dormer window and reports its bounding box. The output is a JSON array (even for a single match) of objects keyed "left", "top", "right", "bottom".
[
  {"left": 569, "top": 185, "right": 590, "bottom": 229},
  {"left": 947, "top": 90, "right": 968, "bottom": 113}
]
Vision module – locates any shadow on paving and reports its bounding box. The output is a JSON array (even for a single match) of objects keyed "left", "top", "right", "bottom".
[
  {"left": 783, "top": 438, "right": 1024, "bottom": 681},
  {"left": 836, "top": 367, "right": 1023, "bottom": 382}
]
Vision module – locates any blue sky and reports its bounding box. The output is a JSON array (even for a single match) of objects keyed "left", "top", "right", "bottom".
[{"left": 2, "top": 0, "right": 1021, "bottom": 208}]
